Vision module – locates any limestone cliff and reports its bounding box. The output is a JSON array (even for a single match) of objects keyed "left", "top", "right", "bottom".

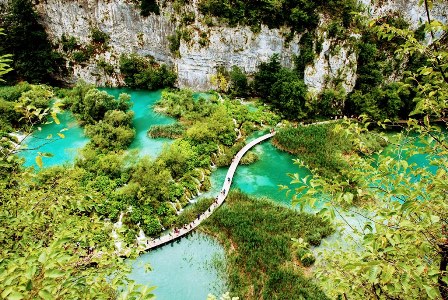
[{"left": 31, "top": 0, "right": 447, "bottom": 92}]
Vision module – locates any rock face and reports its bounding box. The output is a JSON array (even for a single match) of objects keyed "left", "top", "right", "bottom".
[
  {"left": 176, "top": 25, "right": 300, "bottom": 90},
  {"left": 360, "top": 0, "right": 448, "bottom": 26},
  {"left": 33, "top": 0, "right": 447, "bottom": 92}
]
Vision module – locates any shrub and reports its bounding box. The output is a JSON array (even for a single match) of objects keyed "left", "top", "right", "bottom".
[
  {"left": 307, "top": 233, "right": 322, "bottom": 246},
  {"left": 229, "top": 66, "right": 249, "bottom": 97},
  {"left": 90, "top": 28, "right": 110, "bottom": 44},
  {"left": 168, "top": 31, "right": 181, "bottom": 54},
  {"left": 139, "top": 0, "right": 160, "bottom": 16},
  {"left": 72, "top": 51, "right": 88, "bottom": 63},
  {"left": 119, "top": 54, "right": 177, "bottom": 90},
  {"left": 61, "top": 34, "right": 79, "bottom": 52},
  {"left": 97, "top": 59, "right": 115, "bottom": 75},
  {"left": 297, "top": 248, "right": 316, "bottom": 267},
  {"left": 148, "top": 123, "right": 185, "bottom": 139},
  {"left": 295, "top": 32, "right": 315, "bottom": 79}
]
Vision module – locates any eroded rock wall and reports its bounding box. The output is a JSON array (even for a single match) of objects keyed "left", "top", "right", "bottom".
[{"left": 32, "top": 0, "right": 447, "bottom": 92}]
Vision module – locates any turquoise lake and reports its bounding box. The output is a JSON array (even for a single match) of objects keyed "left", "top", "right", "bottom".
[
  {"left": 19, "top": 110, "right": 89, "bottom": 168},
  {"left": 128, "top": 233, "right": 226, "bottom": 300},
  {"left": 18, "top": 88, "right": 440, "bottom": 299}
]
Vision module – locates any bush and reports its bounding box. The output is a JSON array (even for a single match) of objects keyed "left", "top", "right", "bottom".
[
  {"left": 90, "top": 28, "right": 110, "bottom": 45},
  {"left": 148, "top": 123, "right": 185, "bottom": 139},
  {"left": 168, "top": 31, "right": 181, "bottom": 54},
  {"left": 119, "top": 54, "right": 177, "bottom": 90},
  {"left": 307, "top": 233, "right": 322, "bottom": 246},
  {"left": 0, "top": 82, "right": 31, "bottom": 102},
  {"left": 72, "top": 51, "right": 89, "bottom": 63},
  {"left": 229, "top": 66, "right": 249, "bottom": 97},
  {"left": 328, "top": 21, "right": 345, "bottom": 39},
  {"left": 139, "top": 0, "right": 160, "bottom": 16},
  {"left": 97, "top": 58, "right": 115, "bottom": 75},
  {"left": 61, "top": 34, "right": 79, "bottom": 52},
  {"left": 295, "top": 32, "right": 315, "bottom": 79},
  {"left": 68, "top": 86, "right": 132, "bottom": 124},
  {"left": 297, "top": 248, "right": 316, "bottom": 267}
]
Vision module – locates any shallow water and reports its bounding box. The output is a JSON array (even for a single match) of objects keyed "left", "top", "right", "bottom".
[
  {"left": 200, "top": 135, "right": 310, "bottom": 206},
  {"left": 128, "top": 233, "right": 226, "bottom": 300},
  {"left": 19, "top": 89, "right": 175, "bottom": 167},
  {"left": 100, "top": 88, "right": 175, "bottom": 158},
  {"left": 18, "top": 110, "right": 88, "bottom": 168}
]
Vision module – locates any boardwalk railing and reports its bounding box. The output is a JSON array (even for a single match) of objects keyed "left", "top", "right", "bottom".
[{"left": 143, "top": 132, "right": 275, "bottom": 250}]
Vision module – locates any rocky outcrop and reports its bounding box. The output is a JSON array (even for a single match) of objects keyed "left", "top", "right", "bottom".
[
  {"left": 176, "top": 25, "right": 300, "bottom": 90},
  {"left": 360, "top": 0, "right": 448, "bottom": 27},
  {"left": 32, "top": 0, "right": 447, "bottom": 92}
]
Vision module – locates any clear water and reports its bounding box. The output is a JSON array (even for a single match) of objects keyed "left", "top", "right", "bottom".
[
  {"left": 18, "top": 110, "right": 89, "bottom": 168},
  {"left": 20, "top": 88, "right": 440, "bottom": 299},
  {"left": 100, "top": 88, "right": 175, "bottom": 158},
  {"left": 200, "top": 133, "right": 310, "bottom": 206},
  {"left": 128, "top": 233, "right": 226, "bottom": 300},
  {"left": 19, "top": 89, "right": 175, "bottom": 167}
]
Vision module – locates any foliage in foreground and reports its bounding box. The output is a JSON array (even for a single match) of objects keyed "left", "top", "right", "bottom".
[
  {"left": 199, "top": 191, "right": 333, "bottom": 299},
  {"left": 0, "top": 107, "right": 153, "bottom": 298},
  {"left": 288, "top": 8, "right": 448, "bottom": 298}
]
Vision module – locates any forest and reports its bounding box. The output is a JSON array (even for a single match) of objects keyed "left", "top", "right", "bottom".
[{"left": 0, "top": 0, "right": 447, "bottom": 299}]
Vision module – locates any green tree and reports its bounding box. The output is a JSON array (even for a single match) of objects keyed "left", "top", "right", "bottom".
[
  {"left": 119, "top": 54, "right": 177, "bottom": 90},
  {"left": 288, "top": 4, "right": 448, "bottom": 298},
  {"left": 253, "top": 54, "right": 282, "bottom": 99},
  {"left": 0, "top": 29, "right": 12, "bottom": 81},
  {"left": 69, "top": 85, "right": 131, "bottom": 124},
  {"left": 270, "top": 68, "right": 308, "bottom": 119},
  {"left": 0, "top": 0, "right": 65, "bottom": 84},
  {"left": 229, "top": 65, "right": 249, "bottom": 97}
]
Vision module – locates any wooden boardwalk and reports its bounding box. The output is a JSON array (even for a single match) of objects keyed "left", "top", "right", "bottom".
[{"left": 143, "top": 132, "right": 275, "bottom": 251}]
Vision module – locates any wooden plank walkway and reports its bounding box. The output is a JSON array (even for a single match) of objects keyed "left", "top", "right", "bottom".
[{"left": 143, "top": 131, "right": 275, "bottom": 251}]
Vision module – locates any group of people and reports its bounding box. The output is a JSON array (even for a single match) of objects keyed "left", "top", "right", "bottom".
[{"left": 146, "top": 142, "right": 267, "bottom": 249}]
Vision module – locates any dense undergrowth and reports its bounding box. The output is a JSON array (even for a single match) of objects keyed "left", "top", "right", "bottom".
[
  {"left": 272, "top": 122, "right": 387, "bottom": 179},
  {"left": 1, "top": 82, "right": 281, "bottom": 244},
  {"left": 195, "top": 191, "right": 334, "bottom": 299}
]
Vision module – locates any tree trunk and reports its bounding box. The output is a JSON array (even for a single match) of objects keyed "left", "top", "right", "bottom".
[{"left": 440, "top": 243, "right": 448, "bottom": 300}]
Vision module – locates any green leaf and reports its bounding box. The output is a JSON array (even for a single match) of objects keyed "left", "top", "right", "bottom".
[
  {"left": 25, "top": 280, "right": 32, "bottom": 291},
  {"left": 7, "top": 291, "right": 24, "bottom": 300},
  {"left": 38, "top": 252, "right": 46, "bottom": 263},
  {"left": 368, "top": 265, "right": 381, "bottom": 283},
  {"left": 423, "top": 285, "right": 438, "bottom": 299},
  {"left": 35, "top": 156, "right": 43, "bottom": 169},
  {"left": 38, "top": 290, "right": 54, "bottom": 300},
  {"left": 51, "top": 112, "right": 60, "bottom": 125},
  {"left": 45, "top": 269, "right": 64, "bottom": 278},
  {"left": 364, "top": 223, "right": 373, "bottom": 232},
  {"left": 1, "top": 287, "right": 13, "bottom": 299}
]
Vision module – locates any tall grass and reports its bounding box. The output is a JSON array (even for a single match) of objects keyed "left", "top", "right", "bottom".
[
  {"left": 147, "top": 123, "right": 185, "bottom": 139},
  {"left": 273, "top": 124, "right": 351, "bottom": 178},
  {"left": 198, "top": 190, "right": 333, "bottom": 299}
]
